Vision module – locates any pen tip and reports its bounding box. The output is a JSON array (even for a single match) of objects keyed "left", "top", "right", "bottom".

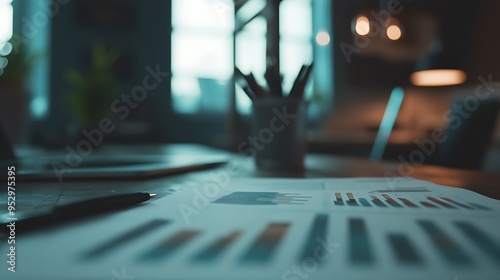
[{"left": 149, "top": 194, "right": 157, "bottom": 198}]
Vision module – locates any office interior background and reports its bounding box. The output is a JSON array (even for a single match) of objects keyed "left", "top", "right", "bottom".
[{"left": 0, "top": 0, "right": 499, "bottom": 172}]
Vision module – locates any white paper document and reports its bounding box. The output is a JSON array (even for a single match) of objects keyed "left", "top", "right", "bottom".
[{"left": 1, "top": 177, "right": 500, "bottom": 280}]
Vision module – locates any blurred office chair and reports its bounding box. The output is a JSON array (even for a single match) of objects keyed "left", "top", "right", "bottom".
[
  {"left": 371, "top": 94, "right": 500, "bottom": 170},
  {"left": 427, "top": 96, "right": 500, "bottom": 169},
  {"left": 371, "top": 40, "right": 492, "bottom": 168},
  {"left": 369, "top": 87, "right": 405, "bottom": 160}
]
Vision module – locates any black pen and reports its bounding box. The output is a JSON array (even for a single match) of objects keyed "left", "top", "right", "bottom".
[
  {"left": 289, "top": 62, "right": 314, "bottom": 99},
  {"left": 289, "top": 64, "right": 307, "bottom": 98},
  {"left": 1, "top": 192, "right": 156, "bottom": 234},
  {"left": 241, "top": 85, "right": 256, "bottom": 101},
  {"left": 265, "top": 56, "right": 283, "bottom": 97},
  {"left": 235, "top": 74, "right": 254, "bottom": 101},
  {"left": 235, "top": 67, "right": 267, "bottom": 98}
]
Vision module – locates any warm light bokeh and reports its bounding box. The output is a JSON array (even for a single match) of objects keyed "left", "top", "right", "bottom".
[
  {"left": 387, "top": 25, "right": 402, "bottom": 40},
  {"left": 410, "top": 69, "right": 467, "bottom": 86},
  {"left": 355, "top": 16, "right": 370, "bottom": 36}
]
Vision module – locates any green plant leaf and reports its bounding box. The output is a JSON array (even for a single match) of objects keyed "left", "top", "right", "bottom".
[{"left": 66, "top": 43, "right": 121, "bottom": 127}]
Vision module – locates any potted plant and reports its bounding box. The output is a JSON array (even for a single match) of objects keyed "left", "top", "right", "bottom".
[
  {"left": 0, "top": 42, "right": 39, "bottom": 143},
  {"left": 66, "top": 44, "right": 119, "bottom": 132}
]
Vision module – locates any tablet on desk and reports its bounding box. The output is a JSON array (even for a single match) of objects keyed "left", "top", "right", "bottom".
[
  {"left": 11, "top": 154, "right": 227, "bottom": 181},
  {"left": 0, "top": 121, "right": 227, "bottom": 181}
]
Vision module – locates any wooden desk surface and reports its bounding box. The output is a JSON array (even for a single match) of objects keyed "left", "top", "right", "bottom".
[{"left": 3, "top": 145, "right": 500, "bottom": 215}]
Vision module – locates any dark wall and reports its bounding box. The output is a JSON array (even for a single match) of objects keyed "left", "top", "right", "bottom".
[
  {"left": 332, "top": 0, "right": 479, "bottom": 93},
  {"left": 469, "top": 0, "right": 500, "bottom": 79},
  {"left": 327, "top": 0, "right": 484, "bottom": 132}
]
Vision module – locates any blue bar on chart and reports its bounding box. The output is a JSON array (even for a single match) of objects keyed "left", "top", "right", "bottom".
[
  {"left": 440, "top": 197, "right": 473, "bottom": 209},
  {"left": 358, "top": 198, "right": 372, "bottom": 207},
  {"left": 192, "top": 231, "right": 242, "bottom": 262},
  {"left": 213, "top": 192, "right": 310, "bottom": 205},
  {"left": 398, "top": 198, "right": 418, "bottom": 208},
  {"left": 468, "top": 202, "right": 492, "bottom": 211},
  {"left": 382, "top": 194, "right": 402, "bottom": 207},
  {"left": 371, "top": 196, "right": 387, "bottom": 207},
  {"left": 387, "top": 234, "right": 423, "bottom": 264},
  {"left": 334, "top": 192, "right": 344, "bottom": 206},
  {"left": 241, "top": 223, "right": 289, "bottom": 263},
  {"left": 418, "top": 220, "right": 472, "bottom": 265},
  {"left": 140, "top": 230, "right": 201, "bottom": 261},
  {"left": 300, "top": 214, "right": 328, "bottom": 260},
  {"left": 454, "top": 221, "right": 500, "bottom": 263},
  {"left": 349, "top": 218, "right": 374, "bottom": 264},
  {"left": 347, "top": 193, "right": 359, "bottom": 206},
  {"left": 426, "top": 196, "right": 457, "bottom": 209},
  {"left": 82, "top": 219, "right": 170, "bottom": 260}
]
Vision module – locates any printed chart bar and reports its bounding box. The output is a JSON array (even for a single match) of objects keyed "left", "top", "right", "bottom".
[
  {"left": 398, "top": 198, "right": 418, "bottom": 208},
  {"left": 193, "top": 231, "right": 242, "bottom": 262},
  {"left": 454, "top": 221, "right": 500, "bottom": 263},
  {"left": 382, "top": 194, "right": 402, "bottom": 207},
  {"left": 140, "top": 230, "right": 201, "bottom": 261},
  {"left": 334, "top": 192, "right": 344, "bottom": 206},
  {"left": 358, "top": 198, "right": 372, "bottom": 207},
  {"left": 468, "top": 203, "right": 492, "bottom": 211},
  {"left": 349, "top": 218, "right": 374, "bottom": 264},
  {"left": 387, "top": 234, "right": 422, "bottom": 264},
  {"left": 213, "top": 192, "right": 310, "bottom": 205},
  {"left": 418, "top": 220, "right": 472, "bottom": 265},
  {"left": 426, "top": 196, "right": 457, "bottom": 209},
  {"left": 241, "top": 223, "right": 289, "bottom": 262},
  {"left": 440, "top": 197, "right": 473, "bottom": 209},
  {"left": 82, "top": 219, "right": 169, "bottom": 259},
  {"left": 300, "top": 214, "right": 328, "bottom": 260},
  {"left": 347, "top": 193, "right": 359, "bottom": 206},
  {"left": 420, "top": 201, "right": 438, "bottom": 208},
  {"left": 371, "top": 196, "right": 387, "bottom": 207}
]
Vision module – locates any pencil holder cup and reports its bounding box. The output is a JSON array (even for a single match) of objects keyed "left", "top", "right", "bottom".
[{"left": 251, "top": 98, "right": 308, "bottom": 171}]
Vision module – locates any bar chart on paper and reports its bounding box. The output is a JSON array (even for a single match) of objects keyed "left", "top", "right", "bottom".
[
  {"left": 1, "top": 178, "right": 500, "bottom": 280},
  {"left": 332, "top": 191, "right": 492, "bottom": 210},
  {"left": 212, "top": 192, "right": 311, "bottom": 205}
]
